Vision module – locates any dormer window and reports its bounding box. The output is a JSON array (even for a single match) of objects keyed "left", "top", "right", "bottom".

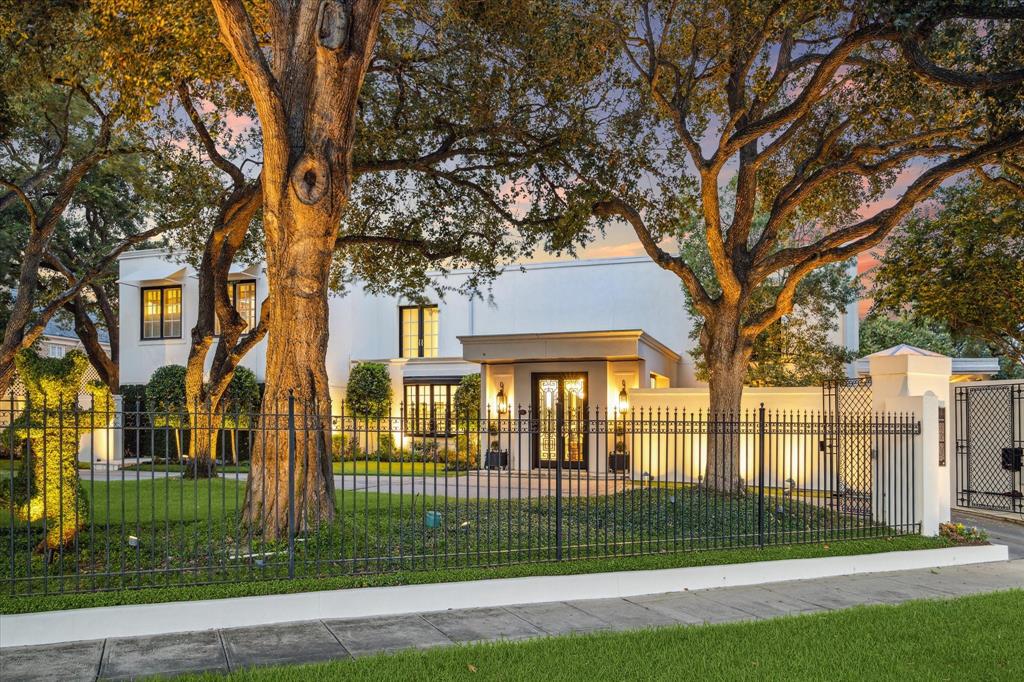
[
  {"left": 141, "top": 286, "right": 182, "bottom": 339},
  {"left": 400, "top": 305, "right": 438, "bottom": 358}
]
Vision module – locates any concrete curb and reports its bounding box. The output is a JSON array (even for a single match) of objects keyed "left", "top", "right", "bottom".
[{"left": 0, "top": 543, "right": 1009, "bottom": 648}]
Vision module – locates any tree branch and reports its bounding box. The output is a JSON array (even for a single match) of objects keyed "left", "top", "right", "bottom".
[{"left": 592, "top": 195, "right": 713, "bottom": 315}]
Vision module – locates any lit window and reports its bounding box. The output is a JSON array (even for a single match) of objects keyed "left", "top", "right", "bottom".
[
  {"left": 142, "top": 286, "right": 182, "bottom": 340},
  {"left": 216, "top": 280, "right": 257, "bottom": 334},
  {"left": 403, "top": 382, "right": 456, "bottom": 436},
  {"left": 399, "top": 305, "right": 439, "bottom": 358}
]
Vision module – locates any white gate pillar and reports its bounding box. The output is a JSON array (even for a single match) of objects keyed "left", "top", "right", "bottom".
[{"left": 868, "top": 352, "right": 952, "bottom": 535}]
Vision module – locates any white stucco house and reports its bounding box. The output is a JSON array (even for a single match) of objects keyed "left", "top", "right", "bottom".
[
  {"left": 117, "top": 248, "right": 859, "bottom": 471},
  {"left": 118, "top": 248, "right": 859, "bottom": 399}
]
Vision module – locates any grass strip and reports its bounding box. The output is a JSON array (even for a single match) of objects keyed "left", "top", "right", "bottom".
[
  {"left": 0, "top": 535, "right": 951, "bottom": 615},
  {"left": 172, "top": 589, "right": 1024, "bottom": 681}
]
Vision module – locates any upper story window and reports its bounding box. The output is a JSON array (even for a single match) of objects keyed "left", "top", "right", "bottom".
[
  {"left": 141, "top": 285, "right": 182, "bottom": 339},
  {"left": 216, "top": 280, "right": 257, "bottom": 334},
  {"left": 400, "top": 305, "right": 438, "bottom": 358}
]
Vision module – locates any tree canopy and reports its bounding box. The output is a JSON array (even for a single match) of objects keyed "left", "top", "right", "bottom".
[{"left": 872, "top": 180, "right": 1024, "bottom": 372}]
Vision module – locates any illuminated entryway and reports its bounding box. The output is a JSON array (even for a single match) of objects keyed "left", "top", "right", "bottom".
[{"left": 533, "top": 372, "right": 588, "bottom": 469}]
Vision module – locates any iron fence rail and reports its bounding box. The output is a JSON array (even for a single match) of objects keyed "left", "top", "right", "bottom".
[{"left": 2, "top": 397, "right": 921, "bottom": 597}]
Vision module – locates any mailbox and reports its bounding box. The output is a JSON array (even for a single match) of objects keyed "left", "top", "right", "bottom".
[{"left": 1002, "top": 447, "right": 1023, "bottom": 472}]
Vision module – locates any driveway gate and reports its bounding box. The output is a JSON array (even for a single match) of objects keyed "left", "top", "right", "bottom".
[
  {"left": 954, "top": 381, "right": 1024, "bottom": 513},
  {"left": 823, "top": 377, "right": 873, "bottom": 516}
]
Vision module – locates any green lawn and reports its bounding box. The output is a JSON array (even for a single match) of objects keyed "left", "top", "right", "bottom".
[
  {"left": 333, "top": 461, "right": 450, "bottom": 476},
  {"left": 113, "top": 461, "right": 452, "bottom": 476},
  {"left": 1, "top": 477, "right": 937, "bottom": 605},
  {"left": 117, "top": 463, "right": 250, "bottom": 474},
  {"left": 173, "top": 590, "right": 1024, "bottom": 681}
]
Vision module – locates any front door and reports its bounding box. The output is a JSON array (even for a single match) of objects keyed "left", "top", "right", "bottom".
[{"left": 532, "top": 373, "right": 588, "bottom": 469}]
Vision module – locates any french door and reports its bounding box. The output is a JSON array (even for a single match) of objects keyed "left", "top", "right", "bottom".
[{"left": 532, "top": 372, "right": 588, "bottom": 469}]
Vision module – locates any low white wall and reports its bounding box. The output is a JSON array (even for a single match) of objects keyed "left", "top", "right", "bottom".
[
  {"left": 630, "top": 386, "right": 824, "bottom": 414},
  {"left": 626, "top": 386, "right": 826, "bottom": 487}
]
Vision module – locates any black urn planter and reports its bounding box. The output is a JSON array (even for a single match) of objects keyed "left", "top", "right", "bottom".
[
  {"left": 485, "top": 449, "right": 509, "bottom": 470},
  {"left": 608, "top": 452, "right": 629, "bottom": 473}
]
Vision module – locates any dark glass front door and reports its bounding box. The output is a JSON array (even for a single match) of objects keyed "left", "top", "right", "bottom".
[{"left": 532, "top": 373, "right": 588, "bottom": 469}]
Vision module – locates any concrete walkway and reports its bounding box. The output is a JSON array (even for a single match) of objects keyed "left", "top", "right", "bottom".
[{"left": 3, "top": 559, "right": 1022, "bottom": 681}]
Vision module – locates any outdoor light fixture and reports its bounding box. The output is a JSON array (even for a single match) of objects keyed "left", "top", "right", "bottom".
[
  {"left": 496, "top": 382, "right": 509, "bottom": 414},
  {"left": 617, "top": 381, "right": 629, "bottom": 414}
]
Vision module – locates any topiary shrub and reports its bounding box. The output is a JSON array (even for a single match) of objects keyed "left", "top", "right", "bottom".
[
  {"left": 453, "top": 373, "right": 480, "bottom": 418},
  {"left": 345, "top": 362, "right": 392, "bottom": 419},
  {"left": 146, "top": 365, "right": 187, "bottom": 459},
  {"left": 220, "top": 366, "right": 260, "bottom": 464},
  {"left": 7, "top": 349, "right": 90, "bottom": 553}
]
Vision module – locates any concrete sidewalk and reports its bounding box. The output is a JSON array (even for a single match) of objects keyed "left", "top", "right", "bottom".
[{"left": 3, "top": 559, "right": 1022, "bottom": 681}]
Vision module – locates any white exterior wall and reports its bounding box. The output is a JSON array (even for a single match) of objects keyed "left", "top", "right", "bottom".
[
  {"left": 120, "top": 253, "right": 705, "bottom": 387},
  {"left": 118, "top": 250, "right": 269, "bottom": 386},
  {"left": 119, "top": 250, "right": 858, "bottom": 397}
]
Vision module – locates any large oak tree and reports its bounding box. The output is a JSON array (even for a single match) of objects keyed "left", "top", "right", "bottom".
[
  {"left": 583, "top": 0, "right": 1024, "bottom": 491},
  {"left": 205, "top": 0, "right": 612, "bottom": 534}
]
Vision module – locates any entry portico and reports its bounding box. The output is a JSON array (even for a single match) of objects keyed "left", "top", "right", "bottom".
[{"left": 460, "top": 329, "right": 680, "bottom": 474}]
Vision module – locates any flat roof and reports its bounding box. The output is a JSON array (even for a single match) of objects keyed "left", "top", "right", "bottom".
[{"left": 458, "top": 329, "right": 680, "bottom": 365}]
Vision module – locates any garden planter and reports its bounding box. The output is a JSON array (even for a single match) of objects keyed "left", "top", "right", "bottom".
[
  {"left": 485, "top": 449, "right": 509, "bottom": 470},
  {"left": 608, "top": 452, "right": 629, "bottom": 473}
]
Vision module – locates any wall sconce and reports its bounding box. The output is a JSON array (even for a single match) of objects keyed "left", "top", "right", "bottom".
[
  {"left": 617, "top": 381, "right": 629, "bottom": 414},
  {"left": 496, "top": 382, "right": 509, "bottom": 415}
]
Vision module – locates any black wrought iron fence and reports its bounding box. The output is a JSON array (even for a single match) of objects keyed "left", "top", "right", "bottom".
[{"left": 2, "top": 395, "right": 921, "bottom": 597}]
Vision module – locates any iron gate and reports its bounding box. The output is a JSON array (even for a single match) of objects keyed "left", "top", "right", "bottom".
[
  {"left": 823, "top": 376, "right": 873, "bottom": 515},
  {"left": 954, "top": 382, "right": 1024, "bottom": 513}
]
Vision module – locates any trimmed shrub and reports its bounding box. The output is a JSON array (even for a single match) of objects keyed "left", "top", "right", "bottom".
[
  {"left": 331, "top": 433, "right": 361, "bottom": 462},
  {"left": 7, "top": 349, "right": 90, "bottom": 551},
  {"left": 145, "top": 365, "right": 187, "bottom": 458},
  {"left": 345, "top": 363, "right": 391, "bottom": 419},
  {"left": 453, "top": 373, "right": 480, "bottom": 417},
  {"left": 221, "top": 367, "right": 260, "bottom": 464}
]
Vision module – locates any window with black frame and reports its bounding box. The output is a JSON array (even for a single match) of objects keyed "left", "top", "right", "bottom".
[
  {"left": 215, "top": 280, "right": 257, "bottom": 334},
  {"left": 399, "top": 305, "right": 439, "bottom": 358},
  {"left": 403, "top": 382, "right": 457, "bottom": 436},
  {"left": 141, "top": 285, "right": 182, "bottom": 339}
]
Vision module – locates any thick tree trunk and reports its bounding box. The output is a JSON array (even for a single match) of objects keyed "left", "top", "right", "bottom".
[
  {"left": 242, "top": 200, "right": 337, "bottom": 537},
  {"left": 185, "top": 407, "right": 221, "bottom": 478},
  {"left": 213, "top": 0, "right": 384, "bottom": 538},
  {"left": 702, "top": 312, "right": 752, "bottom": 494}
]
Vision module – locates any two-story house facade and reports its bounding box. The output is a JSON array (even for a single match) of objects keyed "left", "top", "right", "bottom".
[{"left": 118, "top": 248, "right": 859, "bottom": 470}]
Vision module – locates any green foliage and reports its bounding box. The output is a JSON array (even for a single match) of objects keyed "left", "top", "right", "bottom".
[
  {"left": 118, "top": 384, "right": 147, "bottom": 410},
  {"left": 453, "top": 374, "right": 480, "bottom": 417},
  {"left": 859, "top": 314, "right": 957, "bottom": 357},
  {"left": 146, "top": 365, "right": 187, "bottom": 417},
  {"left": 7, "top": 349, "right": 90, "bottom": 551},
  {"left": 221, "top": 366, "right": 260, "bottom": 429},
  {"left": 145, "top": 366, "right": 187, "bottom": 457},
  {"left": 872, "top": 181, "right": 1024, "bottom": 375},
  {"left": 15, "top": 348, "right": 88, "bottom": 407},
  {"left": 345, "top": 363, "right": 392, "bottom": 419},
  {"left": 331, "top": 433, "right": 361, "bottom": 462}
]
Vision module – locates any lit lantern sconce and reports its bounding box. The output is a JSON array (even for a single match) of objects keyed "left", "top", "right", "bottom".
[
  {"left": 496, "top": 382, "right": 509, "bottom": 415},
  {"left": 617, "top": 381, "right": 629, "bottom": 414}
]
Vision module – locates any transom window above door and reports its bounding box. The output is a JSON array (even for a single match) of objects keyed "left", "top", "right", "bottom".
[{"left": 400, "top": 305, "right": 439, "bottom": 358}]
